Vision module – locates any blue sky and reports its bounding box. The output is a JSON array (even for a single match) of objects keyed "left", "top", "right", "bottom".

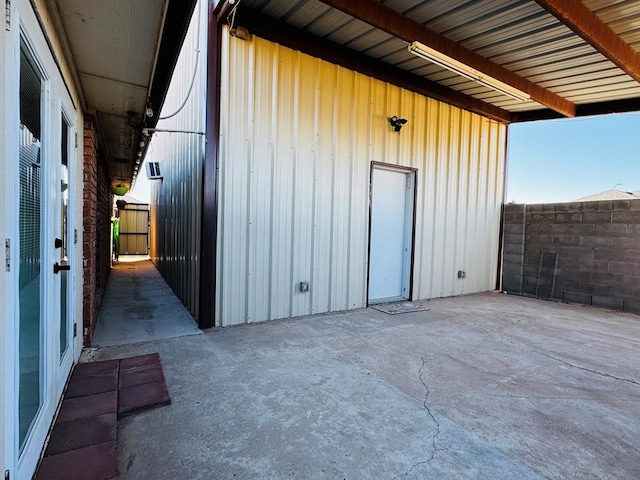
[{"left": 507, "top": 112, "right": 640, "bottom": 204}]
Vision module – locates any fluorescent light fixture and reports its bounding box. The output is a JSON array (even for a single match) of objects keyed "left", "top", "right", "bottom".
[{"left": 408, "top": 41, "right": 530, "bottom": 102}]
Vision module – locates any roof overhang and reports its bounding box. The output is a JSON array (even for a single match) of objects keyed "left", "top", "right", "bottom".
[
  {"left": 218, "top": 0, "right": 640, "bottom": 124},
  {"left": 48, "top": 0, "right": 198, "bottom": 189}
]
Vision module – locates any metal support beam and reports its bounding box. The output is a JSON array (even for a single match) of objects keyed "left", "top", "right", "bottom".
[
  {"left": 534, "top": 0, "right": 640, "bottom": 85},
  {"left": 235, "top": 9, "right": 513, "bottom": 123},
  {"left": 215, "top": 0, "right": 238, "bottom": 23},
  {"left": 318, "top": 0, "right": 576, "bottom": 118},
  {"left": 513, "top": 97, "right": 640, "bottom": 122},
  {"left": 200, "top": 0, "right": 223, "bottom": 328}
]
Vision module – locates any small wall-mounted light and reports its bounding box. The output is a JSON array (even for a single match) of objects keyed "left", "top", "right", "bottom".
[
  {"left": 145, "top": 107, "right": 154, "bottom": 118},
  {"left": 389, "top": 116, "right": 408, "bottom": 132},
  {"left": 230, "top": 26, "right": 251, "bottom": 41}
]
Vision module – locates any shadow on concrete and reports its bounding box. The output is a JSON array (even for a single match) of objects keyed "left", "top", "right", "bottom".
[{"left": 92, "top": 260, "right": 201, "bottom": 347}]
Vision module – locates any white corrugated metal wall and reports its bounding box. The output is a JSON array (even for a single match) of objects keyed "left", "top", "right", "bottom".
[
  {"left": 217, "top": 30, "right": 507, "bottom": 327},
  {"left": 147, "top": 0, "right": 206, "bottom": 319}
]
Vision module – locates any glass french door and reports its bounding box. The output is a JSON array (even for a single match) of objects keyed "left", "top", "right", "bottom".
[{"left": 12, "top": 17, "right": 76, "bottom": 479}]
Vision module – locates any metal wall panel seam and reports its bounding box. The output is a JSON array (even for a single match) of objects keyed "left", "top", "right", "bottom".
[
  {"left": 309, "top": 57, "right": 320, "bottom": 315},
  {"left": 245, "top": 37, "right": 257, "bottom": 323},
  {"left": 267, "top": 43, "right": 278, "bottom": 321},
  {"left": 287, "top": 50, "right": 299, "bottom": 318}
]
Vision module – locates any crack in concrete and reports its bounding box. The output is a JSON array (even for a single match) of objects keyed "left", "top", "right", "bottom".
[
  {"left": 419, "top": 356, "right": 441, "bottom": 461},
  {"left": 392, "top": 357, "right": 441, "bottom": 479},
  {"left": 451, "top": 393, "right": 639, "bottom": 401},
  {"left": 470, "top": 320, "right": 640, "bottom": 388},
  {"left": 470, "top": 319, "right": 516, "bottom": 347},
  {"left": 533, "top": 350, "right": 640, "bottom": 387}
]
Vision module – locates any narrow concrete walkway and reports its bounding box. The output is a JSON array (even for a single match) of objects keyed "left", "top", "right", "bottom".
[{"left": 92, "top": 259, "right": 201, "bottom": 347}]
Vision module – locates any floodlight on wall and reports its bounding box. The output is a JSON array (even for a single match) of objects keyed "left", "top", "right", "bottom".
[
  {"left": 407, "top": 41, "right": 530, "bottom": 102},
  {"left": 389, "top": 116, "right": 407, "bottom": 132},
  {"left": 230, "top": 26, "right": 251, "bottom": 41}
]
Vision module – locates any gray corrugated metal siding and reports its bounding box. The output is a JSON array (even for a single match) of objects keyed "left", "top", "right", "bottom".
[{"left": 148, "top": 0, "right": 206, "bottom": 320}]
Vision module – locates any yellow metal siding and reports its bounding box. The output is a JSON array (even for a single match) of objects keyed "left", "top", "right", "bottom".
[
  {"left": 119, "top": 209, "right": 149, "bottom": 255},
  {"left": 218, "top": 30, "right": 506, "bottom": 326},
  {"left": 119, "top": 235, "right": 149, "bottom": 255},
  {"left": 120, "top": 209, "right": 148, "bottom": 234}
]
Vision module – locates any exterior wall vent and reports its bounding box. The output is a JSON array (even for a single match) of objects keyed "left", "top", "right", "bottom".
[{"left": 146, "top": 161, "right": 163, "bottom": 179}]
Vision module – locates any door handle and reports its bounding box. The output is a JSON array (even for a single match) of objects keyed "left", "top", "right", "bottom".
[{"left": 53, "top": 262, "right": 71, "bottom": 274}]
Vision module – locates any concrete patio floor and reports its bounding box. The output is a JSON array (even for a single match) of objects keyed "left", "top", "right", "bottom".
[{"left": 88, "top": 293, "right": 640, "bottom": 479}]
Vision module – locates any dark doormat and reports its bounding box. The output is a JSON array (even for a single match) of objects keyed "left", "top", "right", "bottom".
[
  {"left": 36, "top": 353, "right": 170, "bottom": 480},
  {"left": 371, "top": 300, "right": 430, "bottom": 315}
]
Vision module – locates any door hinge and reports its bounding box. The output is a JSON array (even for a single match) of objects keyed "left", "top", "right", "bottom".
[
  {"left": 406, "top": 174, "right": 413, "bottom": 190},
  {"left": 5, "top": 0, "right": 10, "bottom": 32},
  {"left": 75, "top": 132, "right": 78, "bottom": 149},
  {"left": 5, "top": 469, "right": 10, "bottom": 480},
  {"left": 73, "top": 323, "right": 77, "bottom": 338},
  {"left": 5, "top": 239, "right": 10, "bottom": 272}
]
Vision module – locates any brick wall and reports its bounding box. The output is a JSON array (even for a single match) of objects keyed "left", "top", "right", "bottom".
[
  {"left": 503, "top": 200, "right": 640, "bottom": 313},
  {"left": 82, "top": 115, "right": 113, "bottom": 345},
  {"left": 96, "top": 155, "right": 112, "bottom": 296}
]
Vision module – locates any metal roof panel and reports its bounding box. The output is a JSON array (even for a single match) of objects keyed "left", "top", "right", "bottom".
[{"left": 237, "top": 0, "right": 640, "bottom": 118}]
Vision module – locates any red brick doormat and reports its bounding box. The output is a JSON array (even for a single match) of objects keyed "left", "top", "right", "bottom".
[{"left": 36, "top": 353, "right": 170, "bottom": 480}]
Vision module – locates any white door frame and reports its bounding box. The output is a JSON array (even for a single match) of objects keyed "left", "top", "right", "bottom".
[
  {"left": 3, "top": 0, "right": 21, "bottom": 474},
  {"left": 4, "top": 1, "right": 76, "bottom": 478},
  {"left": 367, "top": 162, "right": 417, "bottom": 305}
]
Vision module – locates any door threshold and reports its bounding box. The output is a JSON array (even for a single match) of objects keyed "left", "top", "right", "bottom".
[{"left": 368, "top": 296, "right": 407, "bottom": 305}]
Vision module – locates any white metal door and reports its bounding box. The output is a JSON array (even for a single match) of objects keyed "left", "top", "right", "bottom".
[{"left": 368, "top": 166, "right": 415, "bottom": 303}]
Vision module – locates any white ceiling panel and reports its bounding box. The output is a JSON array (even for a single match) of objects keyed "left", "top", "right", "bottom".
[{"left": 79, "top": 73, "right": 148, "bottom": 114}]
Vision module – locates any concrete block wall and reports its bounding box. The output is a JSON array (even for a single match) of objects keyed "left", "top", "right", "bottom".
[
  {"left": 82, "top": 115, "right": 113, "bottom": 345},
  {"left": 503, "top": 200, "right": 640, "bottom": 313}
]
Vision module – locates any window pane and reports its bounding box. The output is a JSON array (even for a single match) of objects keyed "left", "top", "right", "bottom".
[
  {"left": 60, "top": 116, "right": 69, "bottom": 359},
  {"left": 18, "top": 41, "right": 43, "bottom": 451}
]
